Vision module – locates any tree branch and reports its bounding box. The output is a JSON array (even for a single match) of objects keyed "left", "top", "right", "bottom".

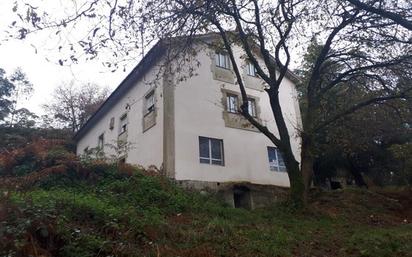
[
  {"left": 347, "top": 0, "right": 412, "bottom": 31},
  {"left": 315, "top": 89, "right": 411, "bottom": 131},
  {"left": 211, "top": 20, "right": 282, "bottom": 147}
]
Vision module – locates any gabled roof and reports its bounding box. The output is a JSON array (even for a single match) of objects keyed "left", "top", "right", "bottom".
[{"left": 73, "top": 41, "right": 167, "bottom": 141}]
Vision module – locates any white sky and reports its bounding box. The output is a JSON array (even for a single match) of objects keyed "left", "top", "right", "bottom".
[
  {"left": 0, "top": 0, "right": 307, "bottom": 117},
  {"left": 0, "top": 0, "right": 135, "bottom": 115}
]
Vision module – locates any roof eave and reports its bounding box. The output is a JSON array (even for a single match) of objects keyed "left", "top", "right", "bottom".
[{"left": 73, "top": 40, "right": 166, "bottom": 141}]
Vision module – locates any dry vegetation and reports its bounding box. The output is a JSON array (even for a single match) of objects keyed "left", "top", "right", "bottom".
[{"left": 0, "top": 140, "right": 411, "bottom": 257}]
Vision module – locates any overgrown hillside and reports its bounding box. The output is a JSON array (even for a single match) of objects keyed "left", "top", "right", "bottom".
[{"left": 0, "top": 140, "right": 411, "bottom": 257}]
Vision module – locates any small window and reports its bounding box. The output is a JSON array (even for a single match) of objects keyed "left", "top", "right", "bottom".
[
  {"left": 267, "top": 147, "right": 287, "bottom": 172},
  {"left": 215, "top": 52, "right": 230, "bottom": 69},
  {"left": 98, "top": 133, "right": 104, "bottom": 149},
  {"left": 226, "top": 94, "right": 238, "bottom": 113},
  {"left": 119, "top": 114, "right": 127, "bottom": 134},
  {"left": 247, "top": 62, "right": 257, "bottom": 77},
  {"left": 145, "top": 90, "right": 155, "bottom": 114},
  {"left": 247, "top": 98, "right": 257, "bottom": 117},
  {"left": 109, "top": 117, "right": 115, "bottom": 130},
  {"left": 199, "top": 136, "right": 224, "bottom": 166}
]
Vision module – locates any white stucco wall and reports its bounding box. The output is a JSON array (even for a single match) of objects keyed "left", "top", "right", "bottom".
[
  {"left": 173, "top": 45, "right": 302, "bottom": 187},
  {"left": 76, "top": 41, "right": 302, "bottom": 188},
  {"left": 76, "top": 65, "right": 164, "bottom": 168}
]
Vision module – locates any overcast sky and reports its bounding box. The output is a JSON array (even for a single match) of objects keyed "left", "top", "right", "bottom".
[
  {"left": 0, "top": 0, "right": 135, "bottom": 115},
  {"left": 0, "top": 0, "right": 307, "bottom": 117}
]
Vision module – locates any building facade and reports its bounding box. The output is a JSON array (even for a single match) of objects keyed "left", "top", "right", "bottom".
[{"left": 75, "top": 38, "right": 302, "bottom": 206}]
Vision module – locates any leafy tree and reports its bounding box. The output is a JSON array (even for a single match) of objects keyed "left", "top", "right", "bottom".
[
  {"left": 7, "top": 68, "right": 34, "bottom": 127},
  {"left": 44, "top": 81, "right": 109, "bottom": 132},
  {"left": 12, "top": 0, "right": 412, "bottom": 205},
  {"left": 389, "top": 143, "right": 412, "bottom": 185},
  {"left": 0, "top": 67, "right": 34, "bottom": 127},
  {"left": 12, "top": 108, "right": 38, "bottom": 128},
  {"left": 313, "top": 98, "right": 411, "bottom": 186},
  {"left": 299, "top": 38, "right": 412, "bottom": 187},
  {"left": 0, "top": 68, "right": 15, "bottom": 121}
]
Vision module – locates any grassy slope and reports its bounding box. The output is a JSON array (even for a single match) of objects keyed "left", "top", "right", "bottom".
[{"left": 1, "top": 166, "right": 411, "bottom": 257}]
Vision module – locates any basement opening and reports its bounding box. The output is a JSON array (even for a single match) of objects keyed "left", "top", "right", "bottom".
[{"left": 233, "top": 185, "right": 251, "bottom": 209}]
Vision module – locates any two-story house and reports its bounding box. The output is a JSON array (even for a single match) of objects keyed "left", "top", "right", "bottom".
[{"left": 74, "top": 35, "right": 302, "bottom": 208}]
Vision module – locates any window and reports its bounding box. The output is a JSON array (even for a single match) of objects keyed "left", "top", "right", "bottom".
[
  {"left": 109, "top": 117, "right": 115, "bottom": 130},
  {"left": 199, "top": 136, "right": 224, "bottom": 165},
  {"left": 98, "top": 133, "right": 104, "bottom": 149},
  {"left": 145, "top": 90, "right": 155, "bottom": 114},
  {"left": 267, "top": 147, "right": 287, "bottom": 172},
  {"left": 119, "top": 114, "right": 127, "bottom": 134},
  {"left": 247, "top": 62, "right": 257, "bottom": 76},
  {"left": 226, "top": 94, "right": 238, "bottom": 113},
  {"left": 215, "top": 52, "right": 230, "bottom": 69},
  {"left": 247, "top": 98, "right": 257, "bottom": 117}
]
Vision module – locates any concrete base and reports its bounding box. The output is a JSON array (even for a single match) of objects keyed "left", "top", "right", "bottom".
[{"left": 177, "top": 180, "right": 289, "bottom": 209}]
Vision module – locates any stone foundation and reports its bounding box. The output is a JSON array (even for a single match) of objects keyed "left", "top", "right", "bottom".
[{"left": 177, "top": 180, "right": 289, "bottom": 209}]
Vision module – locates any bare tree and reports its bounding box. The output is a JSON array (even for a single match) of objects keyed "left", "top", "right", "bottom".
[
  {"left": 44, "top": 81, "right": 109, "bottom": 132},
  {"left": 12, "top": 0, "right": 412, "bottom": 206}
]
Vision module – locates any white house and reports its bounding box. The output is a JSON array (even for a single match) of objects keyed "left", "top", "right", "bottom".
[{"left": 74, "top": 35, "right": 302, "bottom": 208}]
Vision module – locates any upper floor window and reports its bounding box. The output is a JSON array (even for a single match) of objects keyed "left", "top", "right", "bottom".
[
  {"left": 199, "top": 136, "right": 224, "bottom": 166},
  {"left": 226, "top": 94, "right": 238, "bottom": 113},
  {"left": 267, "top": 147, "right": 287, "bottom": 172},
  {"left": 247, "top": 62, "right": 257, "bottom": 77},
  {"left": 145, "top": 90, "right": 155, "bottom": 114},
  {"left": 119, "top": 113, "right": 127, "bottom": 135},
  {"left": 98, "top": 133, "right": 104, "bottom": 149},
  {"left": 109, "top": 117, "right": 115, "bottom": 130},
  {"left": 215, "top": 52, "right": 230, "bottom": 69},
  {"left": 247, "top": 98, "right": 257, "bottom": 117}
]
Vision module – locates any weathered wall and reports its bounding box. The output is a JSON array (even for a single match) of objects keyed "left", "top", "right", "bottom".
[
  {"left": 178, "top": 180, "right": 289, "bottom": 209},
  {"left": 76, "top": 64, "right": 165, "bottom": 168},
  {"left": 172, "top": 44, "right": 302, "bottom": 188},
  {"left": 76, "top": 41, "right": 303, "bottom": 190}
]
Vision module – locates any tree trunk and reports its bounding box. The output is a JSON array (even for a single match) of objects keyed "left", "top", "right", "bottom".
[
  {"left": 285, "top": 154, "right": 305, "bottom": 207},
  {"left": 268, "top": 94, "right": 305, "bottom": 207},
  {"left": 301, "top": 133, "right": 315, "bottom": 203}
]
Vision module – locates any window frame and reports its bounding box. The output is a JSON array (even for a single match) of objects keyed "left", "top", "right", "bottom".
[
  {"left": 226, "top": 94, "right": 239, "bottom": 113},
  {"left": 119, "top": 113, "right": 128, "bottom": 135},
  {"left": 215, "top": 52, "right": 230, "bottom": 70},
  {"left": 246, "top": 62, "right": 258, "bottom": 77},
  {"left": 109, "top": 117, "right": 115, "bottom": 130},
  {"left": 247, "top": 98, "right": 257, "bottom": 117},
  {"left": 267, "top": 146, "right": 287, "bottom": 172},
  {"left": 199, "top": 136, "right": 225, "bottom": 166},
  {"left": 144, "top": 90, "right": 155, "bottom": 115},
  {"left": 98, "top": 133, "right": 104, "bottom": 149},
  {"left": 222, "top": 90, "right": 260, "bottom": 119}
]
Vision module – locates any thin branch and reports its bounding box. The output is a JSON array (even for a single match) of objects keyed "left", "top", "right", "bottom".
[
  {"left": 315, "top": 89, "right": 411, "bottom": 131},
  {"left": 347, "top": 0, "right": 412, "bottom": 31}
]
